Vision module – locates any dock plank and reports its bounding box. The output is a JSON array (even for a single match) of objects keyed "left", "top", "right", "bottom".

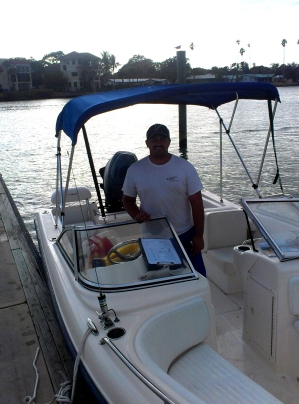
[
  {"left": 0, "top": 220, "right": 26, "bottom": 308},
  {"left": 0, "top": 304, "right": 54, "bottom": 403},
  {"left": 0, "top": 178, "right": 74, "bottom": 387},
  {"left": 0, "top": 174, "right": 96, "bottom": 403}
]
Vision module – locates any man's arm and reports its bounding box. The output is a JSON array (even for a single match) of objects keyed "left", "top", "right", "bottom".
[
  {"left": 188, "top": 191, "right": 205, "bottom": 255},
  {"left": 122, "top": 194, "right": 150, "bottom": 222}
]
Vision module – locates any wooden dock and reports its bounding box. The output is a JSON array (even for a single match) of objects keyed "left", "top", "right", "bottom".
[{"left": 0, "top": 175, "right": 95, "bottom": 403}]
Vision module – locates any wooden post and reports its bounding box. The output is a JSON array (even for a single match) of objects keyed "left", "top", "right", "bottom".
[{"left": 177, "top": 50, "right": 187, "bottom": 149}]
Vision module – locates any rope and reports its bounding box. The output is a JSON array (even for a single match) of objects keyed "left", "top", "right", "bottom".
[
  {"left": 23, "top": 347, "right": 40, "bottom": 404},
  {"left": 70, "top": 328, "right": 92, "bottom": 403},
  {"left": 139, "top": 266, "right": 175, "bottom": 280},
  {"left": 23, "top": 327, "right": 92, "bottom": 404}
]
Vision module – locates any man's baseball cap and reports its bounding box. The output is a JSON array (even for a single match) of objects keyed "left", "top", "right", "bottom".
[{"left": 146, "top": 124, "right": 170, "bottom": 139}]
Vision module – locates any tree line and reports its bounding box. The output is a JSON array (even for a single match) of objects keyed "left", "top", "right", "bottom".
[{"left": 6, "top": 49, "right": 299, "bottom": 92}]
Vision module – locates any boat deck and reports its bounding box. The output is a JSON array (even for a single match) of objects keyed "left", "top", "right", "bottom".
[{"left": 209, "top": 279, "right": 299, "bottom": 404}]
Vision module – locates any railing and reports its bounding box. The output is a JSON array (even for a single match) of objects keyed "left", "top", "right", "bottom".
[{"left": 101, "top": 337, "right": 176, "bottom": 404}]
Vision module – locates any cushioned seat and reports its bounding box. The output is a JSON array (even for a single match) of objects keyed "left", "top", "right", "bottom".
[
  {"left": 135, "top": 297, "right": 282, "bottom": 404},
  {"left": 169, "top": 342, "right": 282, "bottom": 404}
]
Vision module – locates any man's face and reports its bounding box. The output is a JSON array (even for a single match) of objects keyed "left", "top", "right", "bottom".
[{"left": 146, "top": 135, "right": 171, "bottom": 158}]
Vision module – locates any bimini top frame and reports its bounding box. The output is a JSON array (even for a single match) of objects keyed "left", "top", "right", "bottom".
[
  {"left": 56, "top": 83, "right": 280, "bottom": 145},
  {"left": 54, "top": 83, "right": 281, "bottom": 225}
]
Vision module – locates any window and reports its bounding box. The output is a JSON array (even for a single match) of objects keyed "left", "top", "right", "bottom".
[
  {"left": 71, "top": 72, "right": 78, "bottom": 77},
  {"left": 63, "top": 65, "right": 66, "bottom": 71},
  {"left": 69, "top": 82, "right": 72, "bottom": 88},
  {"left": 69, "top": 217, "right": 196, "bottom": 292},
  {"left": 241, "top": 198, "right": 299, "bottom": 261},
  {"left": 57, "top": 229, "right": 74, "bottom": 265},
  {"left": 17, "top": 65, "right": 30, "bottom": 73},
  {"left": 17, "top": 73, "right": 30, "bottom": 82},
  {"left": 72, "top": 60, "right": 75, "bottom": 65},
  {"left": 74, "top": 82, "right": 78, "bottom": 88}
]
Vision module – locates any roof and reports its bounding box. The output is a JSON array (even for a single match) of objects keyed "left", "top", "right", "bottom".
[
  {"left": 108, "top": 78, "right": 167, "bottom": 83},
  {"left": 56, "top": 82, "right": 280, "bottom": 145},
  {"left": 59, "top": 51, "right": 100, "bottom": 61},
  {"left": 186, "top": 74, "right": 216, "bottom": 80},
  {"left": 243, "top": 74, "right": 273, "bottom": 78}
]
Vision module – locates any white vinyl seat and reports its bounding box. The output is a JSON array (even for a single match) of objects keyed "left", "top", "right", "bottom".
[{"left": 135, "top": 297, "right": 282, "bottom": 404}]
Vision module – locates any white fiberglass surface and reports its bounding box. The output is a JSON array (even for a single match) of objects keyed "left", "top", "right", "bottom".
[{"left": 58, "top": 217, "right": 195, "bottom": 290}]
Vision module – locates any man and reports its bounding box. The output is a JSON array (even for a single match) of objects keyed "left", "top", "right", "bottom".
[{"left": 122, "top": 123, "right": 206, "bottom": 276}]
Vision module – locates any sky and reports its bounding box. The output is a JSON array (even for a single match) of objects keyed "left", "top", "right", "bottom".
[{"left": 2, "top": 0, "right": 299, "bottom": 70}]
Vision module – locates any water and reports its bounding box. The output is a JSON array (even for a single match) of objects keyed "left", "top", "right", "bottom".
[{"left": 1, "top": 87, "right": 299, "bottom": 239}]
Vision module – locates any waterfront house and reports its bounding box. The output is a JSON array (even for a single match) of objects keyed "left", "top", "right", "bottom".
[
  {"left": 59, "top": 51, "right": 101, "bottom": 92},
  {"left": 0, "top": 58, "right": 32, "bottom": 91}
]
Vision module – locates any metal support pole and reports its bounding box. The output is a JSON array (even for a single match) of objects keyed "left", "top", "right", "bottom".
[
  {"left": 177, "top": 50, "right": 187, "bottom": 149},
  {"left": 82, "top": 125, "right": 106, "bottom": 217}
]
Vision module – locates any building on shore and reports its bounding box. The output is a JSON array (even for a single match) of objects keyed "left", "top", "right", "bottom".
[
  {"left": 106, "top": 78, "right": 168, "bottom": 88},
  {"left": 187, "top": 73, "right": 274, "bottom": 84},
  {"left": 0, "top": 58, "right": 32, "bottom": 91},
  {"left": 59, "top": 51, "right": 101, "bottom": 92}
]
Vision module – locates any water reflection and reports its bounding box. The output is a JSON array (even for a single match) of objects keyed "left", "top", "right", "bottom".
[{"left": 0, "top": 87, "right": 298, "bottom": 238}]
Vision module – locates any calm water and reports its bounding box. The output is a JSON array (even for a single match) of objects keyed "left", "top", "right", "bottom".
[{"left": 1, "top": 87, "right": 299, "bottom": 238}]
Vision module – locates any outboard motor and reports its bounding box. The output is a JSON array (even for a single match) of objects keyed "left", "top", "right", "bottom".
[{"left": 100, "top": 151, "right": 137, "bottom": 213}]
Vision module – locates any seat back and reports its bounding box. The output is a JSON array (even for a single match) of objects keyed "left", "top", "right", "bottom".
[
  {"left": 135, "top": 298, "right": 210, "bottom": 373},
  {"left": 204, "top": 209, "right": 248, "bottom": 251},
  {"left": 51, "top": 186, "right": 91, "bottom": 204}
]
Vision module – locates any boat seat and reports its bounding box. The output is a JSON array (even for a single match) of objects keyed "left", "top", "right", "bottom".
[
  {"left": 51, "top": 187, "right": 100, "bottom": 225},
  {"left": 51, "top": 186, "right": 92, "bottom": 204},
  {"left": 135, "top": 298, "right": 281, "bottom": 404},
  {"left": 168, "top": 342, "right": 282, "bottom": 404},
  {"left": 203, "top": 209, "right": 247, "bottom": 293}
]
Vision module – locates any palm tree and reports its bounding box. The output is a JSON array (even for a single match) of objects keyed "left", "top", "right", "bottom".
[
  {"left": 247, "top": 44, "right": 251, "bottom": 69},
  {"left": 110, "top": 54, "right": 120, "bottom": 75},
  {"left": 236, "top": 40, "right": 241, "bottom": 66},
  {"left": 110, "top": 54, "right": 120, "bottom": 89},
  {"left": 240, "top": 48, "right": 245, "bottom": 57},
  {"left": 100, "top": 51, "right": 112, "bottom": 87},
  {"left": 281, "top": 39, "right": 287, "bottom": 65}
]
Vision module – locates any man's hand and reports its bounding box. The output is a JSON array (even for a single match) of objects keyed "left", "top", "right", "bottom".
[
  {"left": 123, "top": 194, "right": 151, "bottom": 222},
  {"left": 133, "top": 210, "right": 151, "bottom": 222},
  {"left": 192, "top": 234, "right": 204, "bottom": 255}
]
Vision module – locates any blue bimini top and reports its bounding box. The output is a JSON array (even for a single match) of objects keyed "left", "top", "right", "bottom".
[{"left": 55, "top": 82, "right": 280, "bottom": 145}]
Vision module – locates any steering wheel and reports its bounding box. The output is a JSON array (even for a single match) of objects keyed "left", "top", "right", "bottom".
[{"left": 107, "top": 240, "right": 141, "bottom": 264}]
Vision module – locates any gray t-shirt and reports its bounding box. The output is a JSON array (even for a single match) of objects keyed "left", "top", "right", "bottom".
[{"left": 122, "top": 155, "right": 203, "bottom": 234}]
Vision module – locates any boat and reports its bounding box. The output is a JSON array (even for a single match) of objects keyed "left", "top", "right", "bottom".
[{"left": 35, "top": 82, "right": 299, "bottom": 403}]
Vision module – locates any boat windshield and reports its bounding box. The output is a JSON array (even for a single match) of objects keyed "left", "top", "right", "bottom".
[
  {"left": 241, "top": 198, "right": 299, "bottom": 261},
  {"left": 58, "top": 217, "right": 196, "bottom": 291}
]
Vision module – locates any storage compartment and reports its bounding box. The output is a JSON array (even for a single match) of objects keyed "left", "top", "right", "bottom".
[{"left": 244, "top": 274, "right": 277, "bottom": 361}]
